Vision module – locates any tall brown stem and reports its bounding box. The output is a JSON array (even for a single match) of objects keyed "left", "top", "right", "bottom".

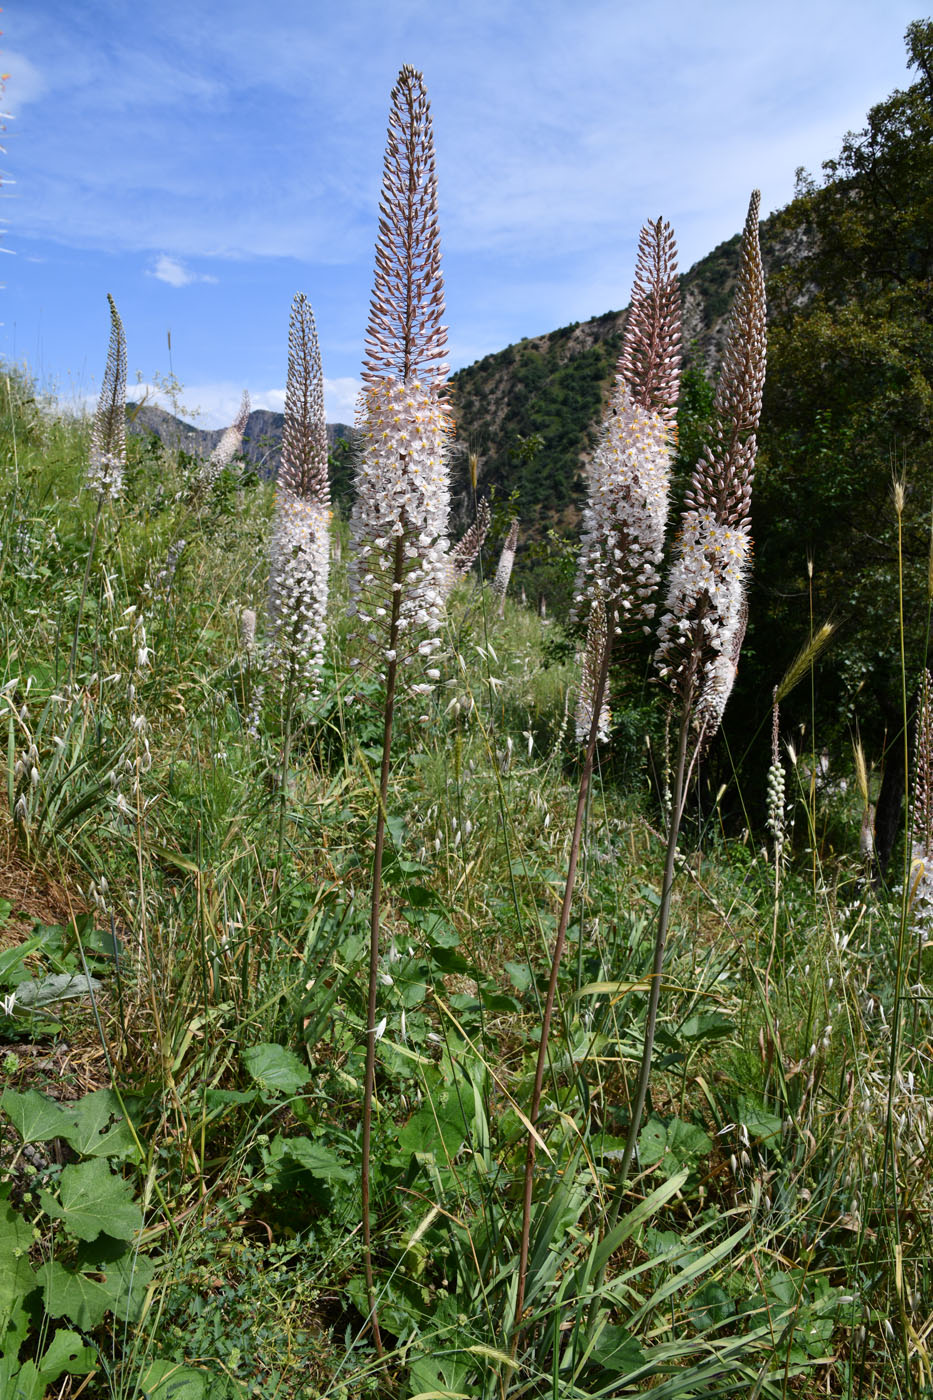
[
  {"left": 360, "top": 533, "right": 405, "bottom": 1354},
  {"left": 514, "top": 629, "right": 613, "bottom": 1333}
]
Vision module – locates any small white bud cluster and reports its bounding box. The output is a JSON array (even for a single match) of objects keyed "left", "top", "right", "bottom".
[
  {"left": 655, "top": 509, "right": 750, "bottom": 729},
  {"left": 575, "top": 600, "right": 611, "bottom": 746},
  {"left": 267, "top": 495, "right": 330, "bottom": 692},
  {"left": 198, "top": 391, "right": 250, "bottom": 490},
  {"left": 493, "top": 520, "right": 519, "bottom": 615},
  {"left": 766, "top": 762, "right": 785, "bottom": 852},
  {"left": 573, "top": 384, "right": 672, "bottom": 629},
  {"left": 86, "top": 449, "right": 125, "bottom": 501},
  {"left": 12, "top": 732, "right": 40, "bottom": 828},
  {"left": 348, "top": 378, "right": 450, "bottom": 680}
]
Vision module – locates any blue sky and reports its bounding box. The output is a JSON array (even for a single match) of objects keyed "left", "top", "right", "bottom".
[{"left": 2, "top": 0, "right": 926, "bottom": 426}]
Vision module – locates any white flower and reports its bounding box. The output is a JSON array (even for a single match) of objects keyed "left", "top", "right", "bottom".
[
  {"left": 574, "top": 385, "right": 673, "bottom": 626},
  {"left": 349, "top": 378, "right": 451, "bottom": 677},
  {"left": 267, "top": 494, "right": 330, "bottom": 692}
]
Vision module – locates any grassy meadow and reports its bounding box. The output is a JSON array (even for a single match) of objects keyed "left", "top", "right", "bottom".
[{"left": 0, "top": 357, "right": 929, "bottom": 1400}]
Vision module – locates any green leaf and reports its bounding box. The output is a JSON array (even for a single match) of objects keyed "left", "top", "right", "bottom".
[
  {"left": 37, "top": 1328, "right": 97, "bottom": 1383},
  {"left": 241, "top": 1043, "right": 310, "bottom": 1095},
  {"left": 504, "top": 960, "right": 532, "bottom": 991},
  {"left": 678, "top": 1011, "right": 735, "bottom": 1042},
  {"left": 1, "top": 1087, "right": 69, "bottom": 1143},
  {"left": 268, "top": 1134, "right": 354, "bottom": 1184},
  {"left": 638, "top": 1117, "right": 711, "bottom": 1176},
  {"left": 0, "top": 1188, "right": 35, "bottom": 1340},
  {"left": 41, "top": 1158, "right": 142, "bottom": 1242},
  {"left": 59, "top": 1089, "right": 140, "bottom": 1160},
  {"left": 591, "top": 1323, "right": 644, "bottom": 1374},
  {"left": 14, "top": 972, "right": 102, "bottom": 1007},
  {"left": 39, "top": 1260, "right": 112, "bottom": 1329},
  {"left": 137, "top": 1358, "right": 240, "bottom": 1398},
  {"left": 41, "top": 1244, "right": 154, "bottom": 1329}
]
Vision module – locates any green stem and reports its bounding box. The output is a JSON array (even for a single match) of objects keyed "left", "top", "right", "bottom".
[
  {"left": 68, "top": 494, "right": 105, "bottom": 684},
  {"left": 609, "top": 693, "right": 692, "bottom": 1217},
  {"left": 360, "top": 534, "right": 405, "bottom": 1355},
  {"left": 514, "top": 626, "right": 613, "bottom": 1335}
]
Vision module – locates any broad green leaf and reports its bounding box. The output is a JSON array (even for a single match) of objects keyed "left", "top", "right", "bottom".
[
  {"left": 504, "top": 960, "right": 532, "bottom": 991},
  {"left": 41, "top": 1158, "right": 141, "bottom": 1242},
  {"left": 678, "top": 1010, "right": 735, "bottom": 1041},
  {"left": 14, "top": 972, "right": 102, "bottom": 1007},
  {"left": 60, "top": 1089, "right": 139, "bottom": 1160},
  {"left": 590, "top": 1324, "right": 644, "bottom": 1374},
  {"left": 39, "top": 1261, "right": 112, "bottom": 1329},
  {"left": 41, "top": 1244, "right": 154, "bottom": 1329},
  {"left": 37, "top": 1328, "right": 97, "bottom": 1382},
  {"left": 1, "top": 1087, "right": 70, "bottom": 1143},
  {"left": 136, "top": 1359, "right": 209, "bottom": 1399},
  {"left": 269, "top": 1134, "right": 354, "bottom": 1184},
  {"left": 0, "top": 1189, "right": 35, "bottom": 1338},
  {"left": 241, "top": 1043, "right": 309, "bottom": 1095},
  {"left": 137, "top": 1358, "right": 239, "bottom": 1398},
  {"left": 7, "top": 1357, "right": 44, "bottom": 1400}
]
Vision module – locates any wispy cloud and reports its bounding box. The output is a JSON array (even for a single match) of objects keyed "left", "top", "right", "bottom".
[
  {"left": 148, "top": 255, "right": 218, "bottom": 288},
  {"left": 2, "top": 50, "right": 45, "bottom": 109}
]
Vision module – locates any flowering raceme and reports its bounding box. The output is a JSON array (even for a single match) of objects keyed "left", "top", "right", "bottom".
[
  {"left": 350, "top": 378, "right": 451, "bottom": 668},
  {"left": 493, "top": 519, "right": 519, "bottom": 615},
  {"left": 86, "top": 295, "right": 127, "bottom": 500},
  {"left": 267, "top": 293, "right": 330, "bottom": 693},
  {"left": 348, "top": 65, "right": 451, "bottom": 686},
  {"left": 199, "top": 391, "right": 250, "bottom": 490},
  {"left": 575, "top": 598, "right": 611, "bottom": 745},
  {"left": 656, "top": 191, "right": 765, "bottom": 738},
  {"left": 574, "top": 218, "right": 681, "bottom": 635}
]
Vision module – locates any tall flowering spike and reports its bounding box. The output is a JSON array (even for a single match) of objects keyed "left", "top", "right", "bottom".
[
  {"left": 447, "top": 497, "right": 491, "bottom": 590},
  {"left": 349, "top": 66, "right": 451, "bottom": 684},
  {"left": 200, "top": 391, "right": 250, "bottom": 488},
  {"left": 87, "top": 294, "right": 127, "bottom": 498},
  {"left": 279, "top": 293, "right": 329, "bottom": 503},
  {"left": 493, "top": 519, "right": 519, "bottom": 615},
  {"left": 620, "top": 218, "right": 682, "bottom": 425},
  {"left": 656, "top": 191, "right": 766, "bottom": 737},
  {"left": 573, "top": 218, "right": 681, "bottom": 631},
  {"left": 362, "top": 65, "right": 447, "bottom": 388},
  {"left": 575, "top": 598, "right": 611, "bottom": 745},
  {"left": 268, "top": 296, "right": 331, "bottom": 693},
  {"left": 911, "top": 673, "right": 933, "bottom": 939},
  {"left": 913, "top": 674, "right": 933, "bottom": 856}
]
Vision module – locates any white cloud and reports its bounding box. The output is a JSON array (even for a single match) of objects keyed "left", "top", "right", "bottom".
[
  {"left": 148, "top": 254, "right": 218, "bottom": 288},
  {"left": 2, "top": 51, "right": 46, "bottom": 109}
]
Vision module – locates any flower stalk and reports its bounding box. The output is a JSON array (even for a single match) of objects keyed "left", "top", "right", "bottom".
[
  {"left": 349, "top": 64, "right": 451, "bottom": 1350},
  {"left": 70, "top": 295, "right": 127, "bottom": 683},
  {"left": 516, "top": 216, "right": 681, "bottom": 1333},
  {"left": 611, "top": 190, "right": 766, "bottom": 1214}
]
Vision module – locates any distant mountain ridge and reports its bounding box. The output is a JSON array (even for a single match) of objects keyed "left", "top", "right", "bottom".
[{"left": 127, "top": 402, "right": 353, "bottom": 477}]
